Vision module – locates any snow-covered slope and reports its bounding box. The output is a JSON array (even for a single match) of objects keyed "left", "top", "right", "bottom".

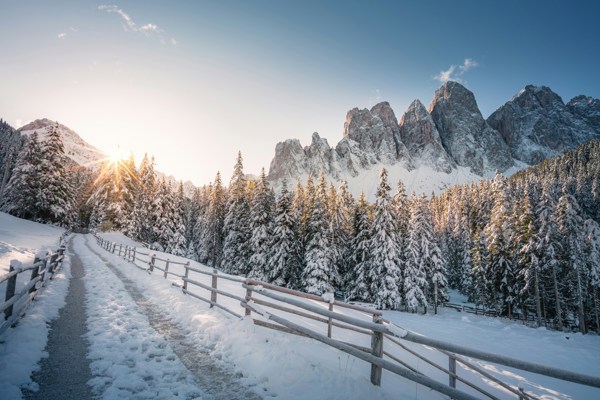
[
  {"left": 18, "top": 119, "right": 107, "bottom": 168},
  {"left": 0, "top": 211, "right": 65, "bottom": 273},
  {"left": 267, "top": 82, "right": 599, "bottom": 197}
]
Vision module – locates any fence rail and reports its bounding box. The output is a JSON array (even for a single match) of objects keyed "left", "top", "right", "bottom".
[
  {"left": 93, "top": 234, "right": 600, "bottom": 400},
  {"left": 1, "top": 233, "right": 69, "bottom": 337}
]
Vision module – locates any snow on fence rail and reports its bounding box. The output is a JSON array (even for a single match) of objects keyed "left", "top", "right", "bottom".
[
  {"left": 0, "top": 232, "right": 69, "bottom": 336},
  {"left": 94, "top": 234, "right": 600, "bottom": 400}
]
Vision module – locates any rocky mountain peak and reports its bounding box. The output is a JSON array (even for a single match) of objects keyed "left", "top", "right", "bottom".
[
  {"left": 342, "top": 101, "right": 406, "bottom": 165},
  {"left": 488, "top": 86, "right": 599, "bottom": 164},
  {"left": 567, "top": 95, "right": 600, "bottom": 132},
  {"left": 429, "top": 81, "right": 480, "bottom": 115},
  {"left": 399, "top": 99, "right": 455, "bottom": 173},
  {"left": 400, "top": 100, "right": 429, "bottom": 125},
  {"left": 429, "top": 81, "right": 513, "bottom": 175},
  {"left": 511, "top": 85, "right": 564, "bottom": 109}
]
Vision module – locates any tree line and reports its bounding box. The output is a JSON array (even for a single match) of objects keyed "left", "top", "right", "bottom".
[{"left": 1, "top": 124, "right": 598, "bottom": 332}]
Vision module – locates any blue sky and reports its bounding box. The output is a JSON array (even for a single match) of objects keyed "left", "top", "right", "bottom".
[{"left": 1, "top": 1, "right": 598, "bottom": 185}]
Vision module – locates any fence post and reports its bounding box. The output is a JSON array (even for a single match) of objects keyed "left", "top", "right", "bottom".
[
  {"left": 183, "top": 262, "right": 190, "bottom": 291},
  {"left": 210, "top": 268, "right": 218, "bottom": 307},
  {"left": 449, "top": 354, "right": 457, "bottom": 389},
  {"left": 149, "top": 254, "right": 156, "bottom": 272},
  {"left": 327, "top": 302, "right": 334, "bottom": 338},
  {"left": 118, "top": 244, "right": 122, "bottom": 256},
  {"left": 4, "top": 261, "right": 18, "bottom": 320},
  {"left": 45, "top": 253, "right": 58, "bottom": 279},
  {"left": 164, "top": 260, "right": 170, "bottom": 278},
  {"left": 245, "top": 288, "right": 253, "bottom": 316},
  {"left": 112, "top": 243, "right": 116, "bottom": 254},
  {"left": 29, "top": 256, "right": 42, "bottom": 294},
  {"left": 132, "top": 247, "right": 136, "bottom": 263},
  {"left": 370, "top": 315, "right": 384, "bottom": 386}
]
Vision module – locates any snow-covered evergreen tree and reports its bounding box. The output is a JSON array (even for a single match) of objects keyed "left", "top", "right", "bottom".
[
  {"left": 221, "top": 152, "right": 251, "bottom": 275},
  {"left": 556, "top": 187, "right": 587, "bottom": 333},
  {"left": 248, "top": 169, "right": 275, "bottom": 280},
  {"left": 1, "top": 131, "right": 43, "bottom": 220},
  {"left": 484, "top": 172, "right": 517, "bottom": 316},
  {"left": 404, "top": 194, "right": 429, "bottom": 313},
  {"left": 346, "top": 193, "right": 372, "bottom": 301},
  {"left": 165, "top": 182, "right": 187, "bottom": 256},
  {"left": 368, "top": 168, "right": 403, "bottom": 310},
  {"left": 202, "top": 173, "right": 226, "bottom": 267},
  {"left": 35, "top": 123, "right": 74, "bottom": 224},
  {"left": 302, "top": 173, "right": 335, "bottom": 295},
  {"left": 268, "top": 179, "right": 302, "bottom": 287}
]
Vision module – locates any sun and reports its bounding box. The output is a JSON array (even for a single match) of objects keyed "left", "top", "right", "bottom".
[{"left": 107, "top": 146, "right": 129, "bottom": 164}]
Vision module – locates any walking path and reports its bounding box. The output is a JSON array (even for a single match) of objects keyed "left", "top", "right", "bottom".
[
  {"left": 23, "top": 240, "right": 93, "bottom": 400},
  {"left": 82, "top": 236, "right": 262, "bottom": 400},
  {"left": 21, "top": 234, "right": 262, "bottom": 400}
]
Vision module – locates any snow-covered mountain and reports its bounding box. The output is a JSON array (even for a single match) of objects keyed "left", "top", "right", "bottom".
[
  {"left": 10, "top": 119, "right": 197, "bottom": 197},
  {"left": 18, "top": 119, "right": 107, "bottom": 168},
  {"left": 268, "top": 82, "right": 600, "bottom": 197},
  {"left": 487, "top": 85, "right": 600, "bottom": 164}
]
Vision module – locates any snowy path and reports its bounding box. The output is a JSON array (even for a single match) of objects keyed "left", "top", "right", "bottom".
[
  {"left": 22, "top": 240, "right": 93, "bottom": 400},
  {"left": 78, "top": 235, "right": 262, "bottom": 400}
]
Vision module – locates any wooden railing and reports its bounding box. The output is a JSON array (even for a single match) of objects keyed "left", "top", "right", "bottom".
[
  {"left": 0, "top": 233, "right": 69, "bottom": 336},
  {"left": 93, "top": 234, "right": 600, "bottom": 400}
]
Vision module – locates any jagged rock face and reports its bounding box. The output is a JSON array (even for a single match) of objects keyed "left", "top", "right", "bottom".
[
  {"left": 399, "top": 100, "right": 455, "bottom": 173},
  {"left": 429, "top": 81, "right": 513, "bottom": 175},
  {"left": 343, "top": 102, "right": 411, "bottom": 166},
  {"left": 487, "top": 86, "right": 599, "bottom": 164},
  {"left": 334, "top": 137, "right": 371, "bottom": 177},
  {"left": 567, "top": 95, "right": 600, "bottom": 133},
  {"left": 268, "top": 133, "right": 341, "bottom": 181}
]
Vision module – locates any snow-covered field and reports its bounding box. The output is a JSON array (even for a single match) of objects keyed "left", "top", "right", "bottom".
[
  {"left": 0, "top": 212, "right": 69, "bottom": 398},
  {"left": 1, "top": 214, "right": 599, "bottom": 399},
  {"left": 96, "top": 231, "right": 600, "bottom": 400}
]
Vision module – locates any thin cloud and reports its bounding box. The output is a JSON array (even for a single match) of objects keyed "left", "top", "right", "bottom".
[
  {"left": 58, "top": 32, "right": 67, "bottom": 39},
  {"left": 434, "top": 58, "right": 479, "bottom": 83},
  {"left": 171, "top": 37, "right": 177, "bottom": 46},
  {"left": 98, "top": 4, "right": 175, "bottom": 46}
]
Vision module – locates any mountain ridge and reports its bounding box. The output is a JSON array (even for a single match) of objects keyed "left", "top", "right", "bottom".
[{"left": 268, "top": 81, "right": 600, "bottom": 198}]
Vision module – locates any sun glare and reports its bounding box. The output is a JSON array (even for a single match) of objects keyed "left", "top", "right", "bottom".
[{"left": 108, "top": 146, "right": 128, "bottom": 164}]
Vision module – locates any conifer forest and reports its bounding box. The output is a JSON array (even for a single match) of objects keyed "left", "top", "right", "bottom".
[{"left": 1, "top": 121, "right": 599, "bottom": 334}]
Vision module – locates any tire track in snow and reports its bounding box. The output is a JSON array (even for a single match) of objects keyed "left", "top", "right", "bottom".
[{"left": 82, "top": 235, "right": 263, "bottom": 400}]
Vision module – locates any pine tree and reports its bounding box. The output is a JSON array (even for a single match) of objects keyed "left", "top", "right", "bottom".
[
  {"left": 268, "top": 179, "right": 302, "bottom": 287},
  {"left": 484, "top": 173, "right": 517, "bottom": 316},
  {"left": 404, "top": 194, "right": 429, "bottom": 313},
  {"left": 347, "top": 193, "right": 372, "bottom": 301},
  {"left": 368, "top": 169, "right": 403, "bottom": 310},
  {"left": 1, "top": 131, "right": 43, "bottom": 220},
  {"left": 536, "top": 184, "right": 563, "bottom": 329},
  {"left": 202, "top": 173, "right": 226, "bottom": 267},
  {"left": 132, "top": 154, "right": 158, "bottom": 243},
  {"left": 36, "top": 123, "right": 74, "bottom": 224},
  {"left": 165, "top": 182, "right": 187, "bottom": 256},
  {"left": 516, "top": 192, "right": 543, "bottom": 326},
  {"left": 116, "top": 152, "right": 139, "bottom": 235},
  {"left": 248, "top": 169, "right": 275, "bottom": 280},
  {"left": 302, "top": 173, "right": 335, "bottom": 295},
  {"left": 556, "top": 187, "right": 587, "bottom": 333},
  {"left": 221, "top": 152, "right": 251, "bottom": 275},
  {"left": 336, "top": 180, "right": 355, "bottom": 286},
  {"left": 584, "top": 219, "right": 600, "bottom": 333}
]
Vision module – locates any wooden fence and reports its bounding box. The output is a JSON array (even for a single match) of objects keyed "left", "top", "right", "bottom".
[
  {"left": 0, "top": 233, "right": 69, "bottom": 336},
  {"left": 94, "top": 234, "right": 600, "bottom": 400}
]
